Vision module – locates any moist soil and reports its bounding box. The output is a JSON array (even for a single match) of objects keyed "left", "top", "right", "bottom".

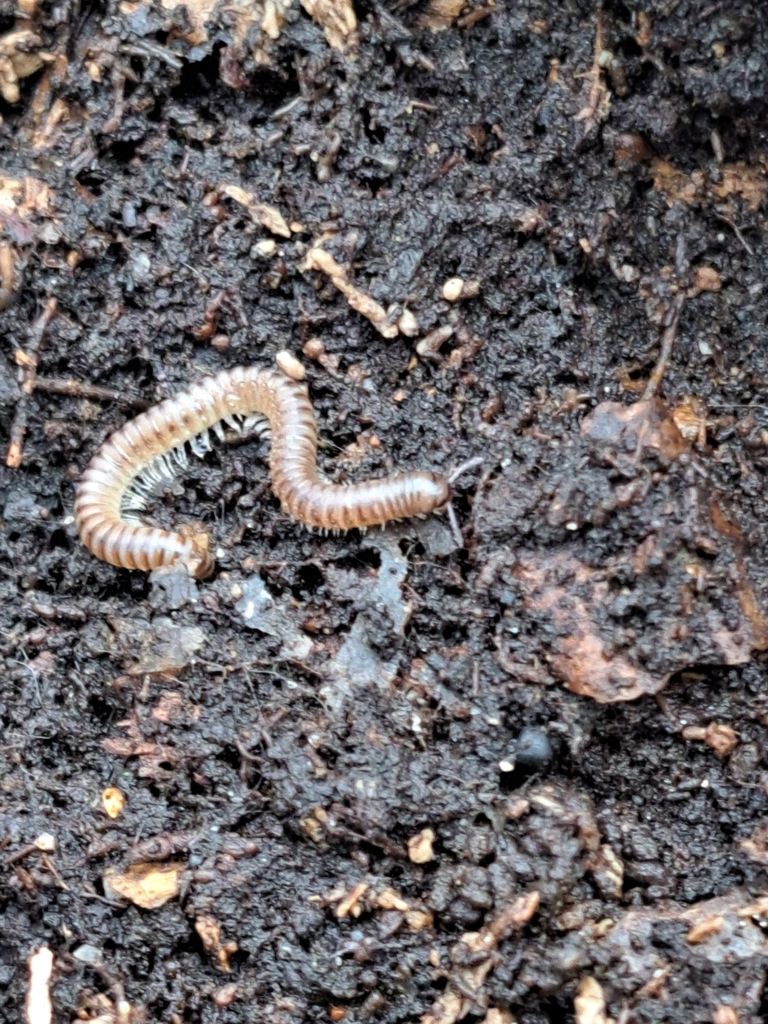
[{"left": 2, "top": 2, "right": 768, "bottom": 1022}]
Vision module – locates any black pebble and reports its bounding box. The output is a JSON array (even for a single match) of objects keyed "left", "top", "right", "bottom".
[{"left": 515, "top": 726, "right": 554, "bottom": 768}]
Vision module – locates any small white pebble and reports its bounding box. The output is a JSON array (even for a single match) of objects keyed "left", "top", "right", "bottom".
[
  {"left": 498, "top": 760, "right": 515, "bottom": 773},
  {"left": 251, "top": 238, "right": 276, "bottom": 258},
  {"left": 442, "top": 276, "right": 480, "bottom": 302},
  {"left": 398, "top": 308, "right": 419, "bottom": 337},
  {"left": 442, "top": 277, "right": 465, "bottom": 302},
  {"left": 73, "top": 944, "right": 103, "bottom": 965},
  {"left": 33, "top": 833, "right": 56, "bottom": 852}
]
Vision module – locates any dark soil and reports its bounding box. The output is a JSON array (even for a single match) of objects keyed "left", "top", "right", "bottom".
[{"left": 3, "top": 1, "right": 768, "bottom": 1022}]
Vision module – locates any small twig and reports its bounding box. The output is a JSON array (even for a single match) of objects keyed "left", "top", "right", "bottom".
[
  {"left": 426, "top": 151, "right": 463, "bottom": 184},
  {"left": 642, "top": 290, "right": 685, "bottom": 400},
  {"left": 6, "top": 298, "right": 57, "bottom": 468},
  {"left": 102, "top": 69, "right": 125, "bottom": 134},
  {"left": 33, "top": 376, "right": 149, "bottom": 409},
  {"left": 6, "top": 401, "right": 29, "bottom": 469},
  {"left": 120, "top": 40, "right": 183, "bottom": 70},
  {"left": 18, "top": 297, "right": 57, "bottom": 395}
]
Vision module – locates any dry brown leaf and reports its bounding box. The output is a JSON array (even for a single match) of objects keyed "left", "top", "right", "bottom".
[{"left": 103, "top": 861, "right": 184, "bottom": 909}]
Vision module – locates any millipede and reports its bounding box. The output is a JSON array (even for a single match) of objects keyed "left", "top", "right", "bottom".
[{"left": 73, "top": 358, "right": 452, "bottom": 577}]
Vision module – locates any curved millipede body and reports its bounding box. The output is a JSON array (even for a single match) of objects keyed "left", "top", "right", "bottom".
[{"left": 74, "top": 365, "right": 451, "bottom": 577}]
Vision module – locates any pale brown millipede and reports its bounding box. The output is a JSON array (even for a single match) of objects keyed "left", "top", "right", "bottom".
[{"left": 74, "top": 360, "right": 451, "bottom": 577}]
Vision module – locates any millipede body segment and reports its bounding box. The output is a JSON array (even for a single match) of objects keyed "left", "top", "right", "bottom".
[{"left": 74, "top": 365, "right": 451, "bottom": 577}]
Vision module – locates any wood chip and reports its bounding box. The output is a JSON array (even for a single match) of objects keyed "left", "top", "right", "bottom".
[
  {"left": 101, "top": 787, "right": 126, "bottom": 819},
  {"left": 195, "top": 913, "right": 239, "bottom": 971},
  {"left": 301, "top": 246, "right": 398, "bottom": 338},
  {"left": 103, "top": 862, "right": 184, "bottom": 909},
  {"left": 574, "top": 977, "right": 609, "bottom": 1024},
  {"left": 686, "top": 914, "right": 724, "bottom": 944},
  {"left": 407, "top": 828, "right": 435, "bottom": 864},
  {"left": 221, "top": 183, "right": 291, "bottom": 237},
  {"left": 336, "top": 882, "right": 368, "bottom": 918},
  {"left": 26, "top": 947, "right": 53, "bottom": 1024},
  {"left": 376, "top": 888, "right": 409, "bottom": 912}
]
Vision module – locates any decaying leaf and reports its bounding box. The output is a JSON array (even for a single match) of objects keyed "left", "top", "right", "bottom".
[
  {"left": 301, "top": 0, "right": 357, "bottom": 50},
  {"left": 514, "top": 553, "right": 666, "bottom": 702},
  {"left": 109, "top": 615, "right": 206, "bottom": 679},
  {"left": 417, "top": 0, "right": 464, "bottom": 33},
  {"left": 0, "top": 28, "right": 52, "bottom": 104},
  {"left": 651, "top": 159, "right": 703, "bottom": 206},
  {"left": 652, "top": 157, "right": 767, "bottom": 212},
  {"left": 712, "top": 161, "right": 767, "bottom": 211},
  {"left": 581, "top": 397, "right": 689, "bottom": 463}
]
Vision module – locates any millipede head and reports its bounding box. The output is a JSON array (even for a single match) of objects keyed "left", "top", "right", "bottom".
[
  {"left": 413, "top": 471, "right": 451, "bottom": 514},
  {"left": 177, "top": 524, "right": 214, "bottom": 579}
]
